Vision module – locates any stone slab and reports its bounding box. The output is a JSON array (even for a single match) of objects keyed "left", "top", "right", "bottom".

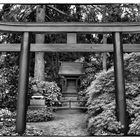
[{"left": 30, "top": 99, "right": 45, "bottom": 106}]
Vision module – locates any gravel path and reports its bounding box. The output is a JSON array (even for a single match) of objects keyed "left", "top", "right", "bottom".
[{"left": 28, "top": 110, "right": 89, "bottom": 136}]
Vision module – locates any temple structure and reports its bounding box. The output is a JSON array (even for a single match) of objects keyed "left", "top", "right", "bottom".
[{"left": 59, "top": 62, "right": 84, "bottom": 97}]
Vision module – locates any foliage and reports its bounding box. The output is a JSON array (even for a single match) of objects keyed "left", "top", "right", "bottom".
[
  {"left": 88, "top": 101, "right": 124, "bottom": 136},
  {"left": 0, "top": 125, "right": 43, "bottom": 136},
  {"left": 0, "top": 53, "right": 19, "bottom": 111},
  {"left": 0, "top": 108, "right": 12, "bottom": 119},
  {"left": 0, "top": 108, "right": 16, "bottom": 125},
  {"left": 0, "top": 108, "right": 50, "bottom": 136},
  {"left": 78, "top": 54, "right": 112, "bottom": 107},
  {"left": 0, "top": 53, "right": 61, "bottom": 111},
  {"left": 77, "top": 90, "right": 87, "bottom": 107},
  {"left": 86, "top": 53, "right": 140, "bottom": 135},
  {"left": 80, "top": 55, "right": 102, "bottom": 90},
  {"left": 29, "top": 78, "right": 62, "bottom": 106},
  {"left": 0, "top": 53, "right": 34, "bottom": 111},
  {"left": 0, "top": 66, "right": 19, "bottom": 110},
  {"left": 26, "top": 108, "right": 54, "bottom": 122},
  {"left": 1, "top": 4, "right": 140, "bottom": 84}
]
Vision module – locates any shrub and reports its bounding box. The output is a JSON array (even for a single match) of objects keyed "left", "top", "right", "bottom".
[
  {"left": 0, "top": 107, "right": 54, "bottom": 125},
  {"left": 88, "top": 102, "right": 124, "bottom": 136},
  {"left": 0, "top": 53, "right": 62, "bottom": 111},
  {"left": 86, "top": 53, "right": 140, "bottom": 135},
  {"left": 0, "top": 53, "right": 33, "bottom": 111},
  {"left": 0, "top": 125, "right": 44, "bottom": 136},
  {"left": 78, "top": 57, "right": 102, "bottom": 107},
  {"left": 77, "top": 90, "right": 87, "bottom": 107},
  {"left": 0, "top": 65, "right": 19, "bottom": 111},
  {"left": 80, "top": 59, "right": 102, "bottom": 90},
  {"left": 0, "top": 67, "right": 61, "bottom": 111},
  {"left": 0, "top": 108, "right": 50, "bottom": 136},
  {"left": 0, "top": 108, "right": 16, "bottom": 127},
  {"left": 26, "top": 108, "right": 54, "bottom": 122},
  {"left": 29, "top": 78, "right": 62, "bottom": 106}
]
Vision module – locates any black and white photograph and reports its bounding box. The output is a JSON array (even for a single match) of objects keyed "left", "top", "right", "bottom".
[{"left": 0, "top": 2, "right": 140, "bottom": 137}]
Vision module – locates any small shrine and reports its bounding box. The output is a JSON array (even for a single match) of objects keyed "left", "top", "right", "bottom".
[{"left": 58, "top": 62, "right": 84, "bottom": 97}]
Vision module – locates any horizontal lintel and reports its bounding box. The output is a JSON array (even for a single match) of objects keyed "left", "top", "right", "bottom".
[
  {"left": 0, "top": 43, "right": 140, "bottom": 52},
  {"left": 0, "top": 22, "right": 140, "bottom": 33}
]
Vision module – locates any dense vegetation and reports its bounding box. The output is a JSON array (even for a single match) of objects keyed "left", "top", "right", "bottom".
[
  {"left": 0, "top": 53, "right": 61, "bottom": 111},
  {"left": 86, "top": 53, "right": 140, "bottom": 135},
  {"left": 29, "top": 78, "right": 62, "bottom": 106},
  {"left": 0, "top": 108, "right": 44, "bottom": 136}
]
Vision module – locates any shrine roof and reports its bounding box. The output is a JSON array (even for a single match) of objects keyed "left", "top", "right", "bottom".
[{"left": 58, "top": 62, "right": 84, "bottom": 76}]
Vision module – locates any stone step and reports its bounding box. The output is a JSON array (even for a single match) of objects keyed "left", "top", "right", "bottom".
[
  {"left": 61, "top": 101, "right": 80, "bottom": 108},
  {"left": 62, "top": 93, "right": 78, "bottom": 97},
  {"left": 59, "top": 97, "right": 82, "bottom": 108},
  {"left": 28, "top": 105, "right": 87, "bottom": 111},
  {"left": 61, "top": 96, "right": 78, "bottom": 101}
]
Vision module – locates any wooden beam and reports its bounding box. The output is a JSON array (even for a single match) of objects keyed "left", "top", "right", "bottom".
[
  {"left": 1, "top": 22, "right": 140, "bottom": 33},
  {"left": 16, "top": 32, "right": 30, "bottom": 135},
  {"left": 0, "top": 43, "right": 140, "bottom": 52},
  {"left": 0, "top": 44, "right": 20, "bottom": 51},
  {"left": 31, "top": 44, "right": 113, "bottom": 52},
  {"left": 123, "top": 44, "right": 140, "bottom": 52},
  {"left": 113, "top": 32, "right": 127, "bottom": 134}
]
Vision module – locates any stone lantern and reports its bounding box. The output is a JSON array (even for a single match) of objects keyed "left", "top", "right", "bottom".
[{"left": 58, "top": 62, "right": 84, "bottom": 99}]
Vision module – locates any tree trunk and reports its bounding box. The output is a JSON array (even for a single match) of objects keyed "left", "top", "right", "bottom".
[
  {"left": 137, "top": 4, "right": 140, "bottom": 22},
  {"left": 34, "top": 5, "right": 45, "bottom": 81},
  {"left": 102, "top": 6, "right": 107, "bottom": 71},
  {"left": 75, "top": 5, "right": 81, "bottom": 21}
]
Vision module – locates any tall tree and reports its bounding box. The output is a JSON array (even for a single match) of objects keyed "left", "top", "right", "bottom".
[
  {"left": 34, "top": 5, "right": 45, "bottom": 80},
  {"left": 102, "top": 5, "right": 107, "bottom": 71}
]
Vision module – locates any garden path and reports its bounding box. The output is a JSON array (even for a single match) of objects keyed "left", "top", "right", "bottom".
[{"left": 28, "top": 109, "right": 89, "bottom": 136}]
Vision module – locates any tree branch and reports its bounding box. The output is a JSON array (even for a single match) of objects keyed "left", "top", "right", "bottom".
[{"left": 47, "top": 5, "right": 68, "bottom": 16}]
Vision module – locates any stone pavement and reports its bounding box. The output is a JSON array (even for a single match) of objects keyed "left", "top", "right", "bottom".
[{"left": 28, "top": 109, "right": 89, "bottom": 136}]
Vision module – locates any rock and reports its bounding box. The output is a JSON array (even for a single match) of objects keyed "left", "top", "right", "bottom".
[{"left": 30, "top": 99, "right": 45, "bottom": 106}]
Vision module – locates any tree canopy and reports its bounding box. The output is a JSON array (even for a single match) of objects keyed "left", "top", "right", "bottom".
[{"left": 0, "top": 4, "right": 140, "bottom": 82}]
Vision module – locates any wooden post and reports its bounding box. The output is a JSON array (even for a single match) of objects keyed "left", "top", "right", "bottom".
[
  {"left": 113, "top": 32, "right": 127, "bottom": 134},
  {"left": 16, "top": 32, "right": 30, "bottom": 135},
  {"left": 67, "top": 33, "right": 77, "bottom": 44},
  {"left": 103, "top": 34, "right": 107, "bottom": 71},
  {"left": 69, "top": 100, "right": 71, "bottom": 109}
]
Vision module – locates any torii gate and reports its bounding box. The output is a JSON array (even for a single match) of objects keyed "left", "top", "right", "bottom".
[{"left": 0, "top": 22, "right": 140, "bottom": 135}]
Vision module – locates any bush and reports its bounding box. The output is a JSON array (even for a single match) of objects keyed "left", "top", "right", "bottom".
[
  {"left": 0, "top": 53, "right": 62, "bottom": 111},
  {"left": 26, "top": 108, "right": 54, "bottom": 122},
  {"left": 0, "top": 65, "right": 19, "bottom": 111},
  {"left": 0, "top": 108, "right": 54, "bottom": 125},
  {"left": 0, "top": 108, "right": 16, "bottom": 127},
  {"left": 29, "top": 78, "right": 62, "bottom": 106},
  {"left": 77, "top": 90, "right": 88, "bottom": 107},
  {"left": 80, "top": 59, "right": 102, "bottom": 90},
  {"left": 0, "top": 108, "right": 51, "bottom": 136},
  {"left": 0, "top": 53, "right": 33, "bottom": 111},
  {"left": 0, "top": 125, "right": 44, "bottom": 136},
  {"left": 78, "top": 57, "right": 102, "bottom": 107},
  {"left": 86, "top": 53, "right": 140, "bottom": 135},
  {"left": 88, "top": 102, "right": 124, "bottom": 136}
]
